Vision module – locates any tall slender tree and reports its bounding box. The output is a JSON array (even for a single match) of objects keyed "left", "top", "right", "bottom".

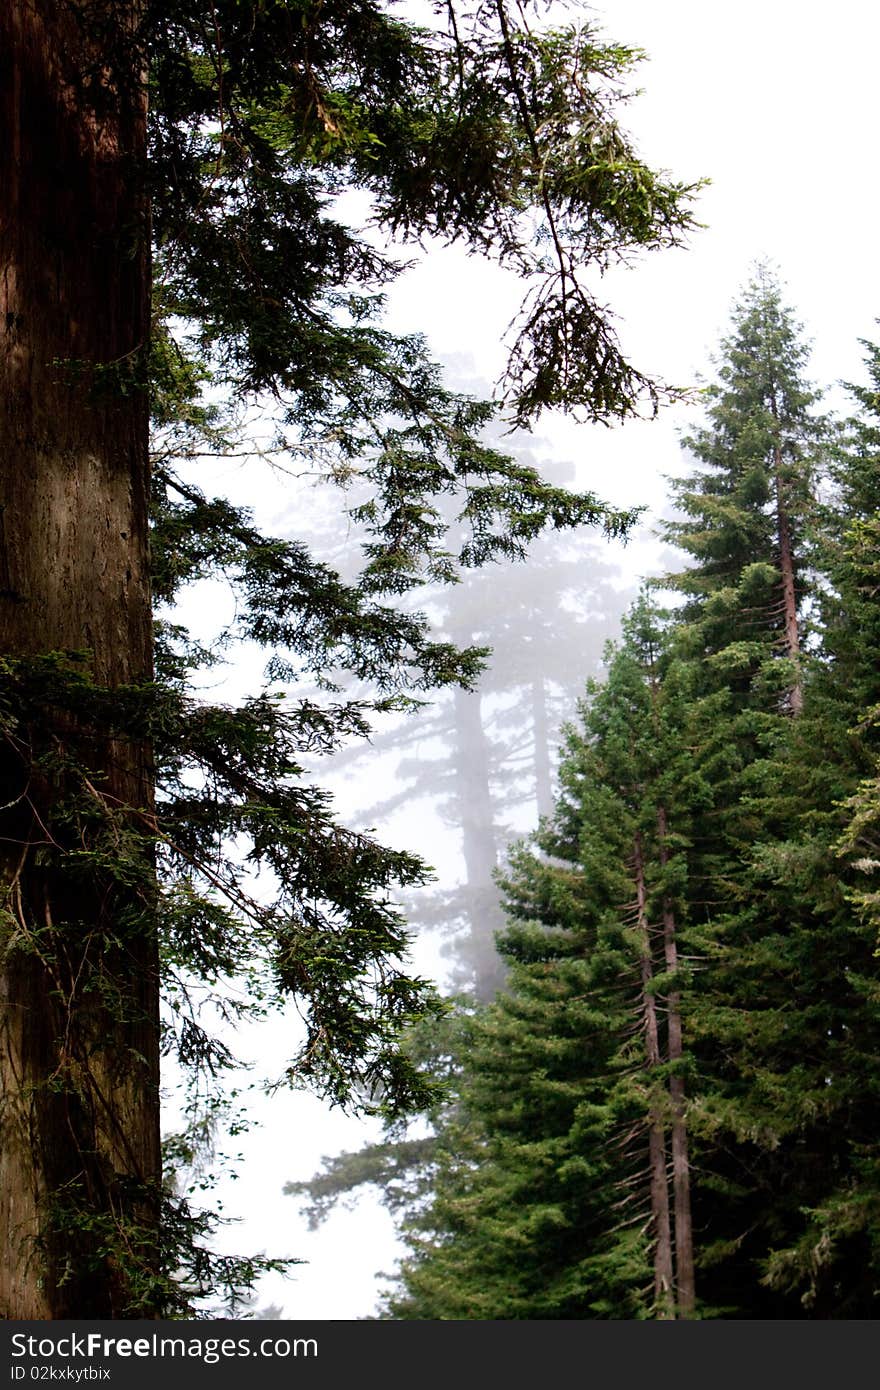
[
  {"left": 299, "top": 522, "right": 631, "bottom": 999},
  {"left": 380, "top": 602, "right": 701, "bottom": 1319},
  {"left": 663, "top": 265, "right": 820, "bottom": 716},
  {"left": 379, "top": 274, "right": 880, "bottom": 1320},
  {"left": 657, "top": 274, "right": 880, "bottom": 1317},
  {"left": 0, "top": 0, "right": 698, "bottom": 1316},
  {"left": 758, "top": 337, "right": 880, "bottom": 1312}
]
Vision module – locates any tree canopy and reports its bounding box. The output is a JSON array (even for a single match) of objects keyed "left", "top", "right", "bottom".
[
  {"left": 306, "top": 272, "right": 880, "bottom": 1320},
  {"left": 147, "top": 0, "right": 699, "bottom": 1145},
  {"left": 0, "top": 0, "right": 699, "bottom": 1315}
]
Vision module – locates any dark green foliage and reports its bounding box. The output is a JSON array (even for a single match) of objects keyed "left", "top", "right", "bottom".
[
  {"left": 7, "top": 0, "right": 701, "bottom": 1312},
  {"left": 377, "top": 602, "right": 698, "bottom": 1318},
  {"left": 647, "top": 279, "right": 880, "bottom": 1316},
  {"left": 664, "top": 301, "right": 880, "bottom": 1317},
  {"left": 662, "top": 266, "right": 821, "bottom": 697},
  {"left": 145, "top": 0, "right": 700, "bottom": 428},
  {"left": 374, "top": 274, "right": 880, "bottom": 1320}
]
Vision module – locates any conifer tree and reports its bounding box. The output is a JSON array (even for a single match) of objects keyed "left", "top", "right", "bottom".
[
  {"left": 820, "top": 338, "right": 880, "bottom": 726},
  {"left": 385, "top": 272, "right": 837, "bottom": 1320},
  {"left": 380, "top": 275, "right": 880, "bottom": 1321},
  {"left": 663, "top": 265, "right": 820, "bottom": 716},
  {"left": 658, "top": 275, "right": 880, "bottom": 1316},
  {"left": 0, "top": 0, "right": 698, "bottom": 1315},
  {"left": 380, "top": 601, "right": 701, "bottom": 1319},
  {"left": 284, "top": 538, "right": 631, "bottom": 1238},
  {"left": 832, "top": 342, "right": 880, "bottom": 933},
  {"left": 304, "top": 526, "right": 630, "bottom": 1000},
  {"left": 764, "top": 338, "right": 880, "bottom": 1311}
]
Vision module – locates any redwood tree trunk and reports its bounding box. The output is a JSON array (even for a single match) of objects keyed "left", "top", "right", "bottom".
[
  {"left": 633, "top": 832, "right": 674, "bottom": 1317},
  {"left": 0, "top": 0, "right": 159, "bottom": 1317},
  {"left": 657, "top": 805, "right": 695, "bottom": 1317}
]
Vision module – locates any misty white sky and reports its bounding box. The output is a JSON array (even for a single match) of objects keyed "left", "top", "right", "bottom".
[{"left": 178, "top": 0, "right": 880, "bottom": 1319}]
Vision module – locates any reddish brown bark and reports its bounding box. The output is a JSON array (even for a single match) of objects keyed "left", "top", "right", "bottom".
[
  {"left": 0, "top": 0, "right": 158, "bottom": 1316},
  {"left": 657, "top": 805, "right": 695, "bottom": 1317},
  {"left": 633, "top": 831, "right": 674, "bottom": 1317}
]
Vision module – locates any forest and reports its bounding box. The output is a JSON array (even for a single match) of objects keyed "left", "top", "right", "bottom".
[
  {"left": 1, "top": 0, "right": 878, "bottom": 1322},
  {"left": 296, "top": 271, "right": 880, "bottom": 1320}
]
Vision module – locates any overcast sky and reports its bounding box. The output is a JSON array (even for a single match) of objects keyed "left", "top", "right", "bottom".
[{"left": 190, "top": 0, "right": 880, "bottom": 1320}]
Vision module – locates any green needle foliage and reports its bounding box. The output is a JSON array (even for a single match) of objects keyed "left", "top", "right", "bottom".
[
  {"left": 376, "top": 271, "right": 880, "bottom": 1319},
  {"left": 659, "top": 277, "right": 880, "bottom": 1316},
  {"left": 143, "top": 0, "right": 700, "bottom": 1117},
  {"left": 0, "top": 0, "right": 702, "bottom": 1314},
  {"left": 379, "top": 599, "right": 699, "bottom": 1319}
]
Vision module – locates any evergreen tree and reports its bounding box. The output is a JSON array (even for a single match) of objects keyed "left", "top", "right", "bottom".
[
  {"left": 379, "top": 274, "right": 880, "bottom": 1320},
  {"left": 285, "top": 536, "right": 631, "bottom": 1233},
  {"left": 644, "top": 270, "right": 826, "bottom": 1313},
  {"left": 662, "top": 279, "right": 880, "bottom": 1317},
  {"left": 764, "top": 338, "right": 880, "bottom": 1311},
  {"left": 380, "top": 602, "right": 701, "bottom": 1319},
  {"left": 663, "top": 264, "right": 821, "bottom": 715},
  {"left": 833, "top": 340, "right": 880, "bottom": 931},
  {"left": 0, "top": 0, "right": 698, "bottom": 1315},
  {"left": 311, "top": 524, "right": 631, "bottom": 999},
  {"left": 820, "top": 337, "right": 880, "bottom": 725}
]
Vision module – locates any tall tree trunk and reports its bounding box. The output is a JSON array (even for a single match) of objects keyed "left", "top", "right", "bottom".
[
  {"left": 531, "top": 677, "right": 554, "bottom": 821},
  {"left": 633, "top": 831, "right": 674, "bottom": 1317},
  {"left": 0, "top": 0, "right": 159, "bottom": 1317},
  {"left": 657, "top": 805, "right": 695, "bottom": 1317},
  {"left": 769, "top": 395, "right": 803, "bottom": 715},
  {"left": 452, "top": 682, "right": 505, "bottom": 999}
]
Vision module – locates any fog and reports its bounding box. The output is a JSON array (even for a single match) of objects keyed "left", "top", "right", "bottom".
[{"left": 164, "top": 0, "right": 880, "bottom": 1318}]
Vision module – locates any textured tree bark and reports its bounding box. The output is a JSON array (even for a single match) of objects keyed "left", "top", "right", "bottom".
[
  {"left": 657, "top": 805, "right": 695, "bottom": 1317},
  {"left": 633, "top": 832, "right": 674, "bottom": 1317},
  {"left": 769, "top": 392, "right": 803, "bottom": 715},
  {"left": 0, "top": 0, "right": 158, "bottom": 1316}
]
